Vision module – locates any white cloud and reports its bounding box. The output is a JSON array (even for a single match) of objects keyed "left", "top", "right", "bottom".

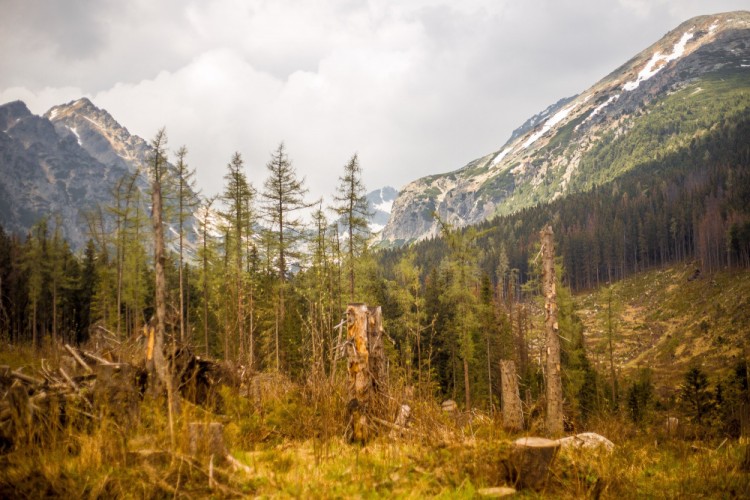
[{"left": 2, "top": 0, "right": 749, "bottom": 206}]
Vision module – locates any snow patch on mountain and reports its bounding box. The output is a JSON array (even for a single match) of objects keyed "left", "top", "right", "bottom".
[
  {"left": 522, "top": 104, "right": 576, "bottom": 149},
  {"left": 623, "top": 31, "right": 694, "bottom": 91},
  {"left": 491, "top": 147, "right": 513, "bottom": 166}
]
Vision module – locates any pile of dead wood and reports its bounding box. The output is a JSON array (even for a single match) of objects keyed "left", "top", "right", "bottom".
[{"left": 0, "top": 341, "right": 231, "bottom": 452}]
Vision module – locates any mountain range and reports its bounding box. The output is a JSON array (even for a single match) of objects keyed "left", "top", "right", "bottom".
[
  {"left": 380, "top": 11, "right": 750, "bottom": 245},
  {"left": 1, "top": 11, "right": 748, "bottom": 251}
]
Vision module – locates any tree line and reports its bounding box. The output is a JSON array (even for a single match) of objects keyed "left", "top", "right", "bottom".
[{"left": 1, "top": 105, "right": 749, "bottom": 431}]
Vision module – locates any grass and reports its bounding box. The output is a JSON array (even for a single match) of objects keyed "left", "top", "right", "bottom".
[{"left": 1, "top": 346, "right": 749, "bottom": 498}]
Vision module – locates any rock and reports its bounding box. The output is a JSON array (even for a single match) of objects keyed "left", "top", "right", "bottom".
[
  {"left": 477, "top": 486, "right": 517, "bottom": 497},
  {"left": 556, "top": 432, "right": 615, "bottom": 452},
  {"left": 508, "top": 437, "right": 560, "bottom": 490},
  {"left": 441, "top": 399, "right": 458, "bottom": 412}
]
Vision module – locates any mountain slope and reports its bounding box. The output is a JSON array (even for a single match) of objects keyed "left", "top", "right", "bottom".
[
  {"left": 381, "top": 11, "right": 750, "bottom": 245},
  {"left": 366, "top": 186, "right": 398, "bottom": 233},
  {"left": 0, "top": 98, "right": 198, "bottom": 250},
  {"left": 0, "top": 100, "right": 136, "bottom": 247},
  {"left": 577, "top": 264, "right": 750, "bottom": 389}
]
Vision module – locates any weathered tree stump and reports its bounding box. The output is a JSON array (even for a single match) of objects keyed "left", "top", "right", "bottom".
[
  {"left": 508, "top": 436, "right": 560, "bottom": 490},
  {"left": 344, "top": 303, "right": 388, "bottom": 444},
  {"left": 188, "top": 422, "right": 226, "bottom": 459},
  {"left": 500, "top": 360, "right": 524, "bottom": 432},
  {"left": 93, "top": 363, "right": 139, "bottom": 427}
]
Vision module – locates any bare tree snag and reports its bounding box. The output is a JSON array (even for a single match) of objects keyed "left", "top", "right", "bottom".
[
  {"left": 344, "top": 303, "right": 388, "bottom": 443},
  {"left": 541, "top": 225, "right": 563, "bottom": 437},
  {"left": 346, "top": 304, "right": 371, "bottom": 443},
  {"left": 500, "top": 359, "right": 524, "bottom": 432},
  {"left": 509, "top": 436, "right": 560, "bottom": 490}
]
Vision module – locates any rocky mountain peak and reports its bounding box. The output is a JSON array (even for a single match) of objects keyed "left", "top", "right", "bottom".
[
  {"left": 46, "top": 98, "right": 150, "bottom": 172},
  {"left": 0, "top": 100, "right": 32, "bottom": 132}
]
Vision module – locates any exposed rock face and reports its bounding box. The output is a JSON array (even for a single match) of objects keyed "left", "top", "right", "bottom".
[
  {"left": 380, "top": 12, "right": 750, "bottom": 245},
  {"left": 0, "top": 99, "right": 135, "bottom": 247},
  {"left": 46, "top": 98, "right": 152, "bottom": 185},
  {"left": 0, "top": 97, "right": 199, "bottom": 250}
]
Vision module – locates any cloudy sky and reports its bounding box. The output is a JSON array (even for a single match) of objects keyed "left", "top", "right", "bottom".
[{"left": 1, "top": 0, "right": 747, "bottom": 202}]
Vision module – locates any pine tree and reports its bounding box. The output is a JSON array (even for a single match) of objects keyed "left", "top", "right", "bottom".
[
  {"left": 437, "top": 216, "right": 480, "bottom": 410},
  {"left": 221, "top": 152, "right": 255, "bottom": 364},
  {"left": 23, "top": 218, "right": 48, "bottom": 348},
  {"left": 392, "top": 251, "right": 427, "bottom": 389},
  {"left": 173, "top": 146, "right": 200, "bottom": 343},
  {"left": 261, "top": 142, "right": 311, "bottom": 371},
  {"left": 332, "top": 154, "right": 372, "bottom": 300}
]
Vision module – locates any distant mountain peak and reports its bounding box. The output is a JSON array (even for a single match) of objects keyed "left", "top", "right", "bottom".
[{"left": 45, "top": 97, "right": 150, "bottom": 170}]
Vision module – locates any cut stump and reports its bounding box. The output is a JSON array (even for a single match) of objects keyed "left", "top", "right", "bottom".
[
  {"left": 188, "top": 422, "right": 226, "bottom": 460},
  {"left": 509, "top": 436, "right": 560, "bottom": 490}
]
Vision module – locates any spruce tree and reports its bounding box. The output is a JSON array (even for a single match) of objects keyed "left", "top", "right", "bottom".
[
  {"left": 221, "top": 152, "right": 255, "bottom": 364},
  {"left": 173, "top": 146, "right": 200, "bottom": 343},
  {"left": 261, "top": 143, "right": 311, "bottom": 370},
  {"left": 332, "top": 154, "right": 372, "bottom": 300}
]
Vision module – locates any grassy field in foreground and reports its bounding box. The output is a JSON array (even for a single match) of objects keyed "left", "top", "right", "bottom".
[{"left": 0, "top": 361, "right": 749, "bottom": 499}]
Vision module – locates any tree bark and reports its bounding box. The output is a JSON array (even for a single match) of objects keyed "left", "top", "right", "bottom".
[
  {"left": 541, "top": 225, "right": 563, "bottom": 436},
  {"left": 500, "top": 359, "right": 524, "bottom": 432},
  {"left": 345, "top": 303, "right": 388, "bottom": 443},
  {"left": 346, "top": 303, "right": 371, "bottom": 443},
  {"left": 509, "top": 436, "right": 560, "bottom": 490}
]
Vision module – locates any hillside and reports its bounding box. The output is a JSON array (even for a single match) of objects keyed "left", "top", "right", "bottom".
[
  {"left": 380, "top": 11, "right": 750, "bottom": 245},
  {"left": 577, "top": 263, "right": 750, "bottom": 391}
]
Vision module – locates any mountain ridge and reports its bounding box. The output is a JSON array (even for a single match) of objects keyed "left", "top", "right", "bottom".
[{"left": 380, "top": 11, "right": 750, "bottom": 245}]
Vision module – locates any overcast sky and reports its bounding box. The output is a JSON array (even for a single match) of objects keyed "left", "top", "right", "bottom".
[{"left": 1, "top": 0, "right": 747, "bottom": 203}]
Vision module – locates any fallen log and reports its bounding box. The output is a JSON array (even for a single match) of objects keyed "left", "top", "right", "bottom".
[
  {"left": 64, "top": 344, "right": 92, "bottom": 373},
  {"left": 11, "top": 369, "right": 44, "bottom": 387}
]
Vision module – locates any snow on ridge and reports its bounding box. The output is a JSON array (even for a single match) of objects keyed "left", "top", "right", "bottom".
[
  {"left": 709, "top": 21, "right": 719, "bottom": 33},
  {"left": 375, "top": 199, "right": 393, "bottom": 214},
  {"left": 48, "top": 108, "right": 59, "bottom": 120},
  {"left": 581, "top": 94, "right": 620, "bottom": 125},
  {"left": 522, "top": 104, "right": 576, "bottom": 149},
  {"left": 623, "top": 31, "right": 694, "bottom": 92},
  {"left": 67, "top": 126, "right": 83, "bottom": 146},
  {"left": 491, "top": 147, "right": 513, "bottom": 166}
]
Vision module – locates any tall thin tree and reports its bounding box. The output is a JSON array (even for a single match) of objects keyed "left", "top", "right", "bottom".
[
  {"left": 332, "top": 154, "right": 371, "bottom": 300},
  {"left": 261, "top": 142, "right": 312, "bottom": 370}
]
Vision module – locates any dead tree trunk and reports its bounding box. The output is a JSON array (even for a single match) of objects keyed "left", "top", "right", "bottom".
[
  {"left": 541, "top": 225, "right": 563, "bottom": 436},
  {"left": 500, "top": 359, "right": 524, "bottom": 432},
  {"left": 346, "top": 304, "right": 371, "bottom": 443},
  {"left": 345, "top": 303, "right": 387, "bottom": 443}
]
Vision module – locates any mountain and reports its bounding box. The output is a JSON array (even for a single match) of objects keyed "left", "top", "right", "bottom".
[
  {"left": 380, "top": 11, "right": 750, "bottom": 245},
  {"left": 366, "top": 186, "right": 398, "bottom": 234},
  {"left": 0, "top": 98, "right": 140, "bottom": 248},
  {"left": 0, "top": 97, "right": 197, "bottom": 250}
]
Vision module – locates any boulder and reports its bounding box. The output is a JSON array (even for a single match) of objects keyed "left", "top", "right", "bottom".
[{"left": 556, "top": 432, "right": 615, "bottom": 452}]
